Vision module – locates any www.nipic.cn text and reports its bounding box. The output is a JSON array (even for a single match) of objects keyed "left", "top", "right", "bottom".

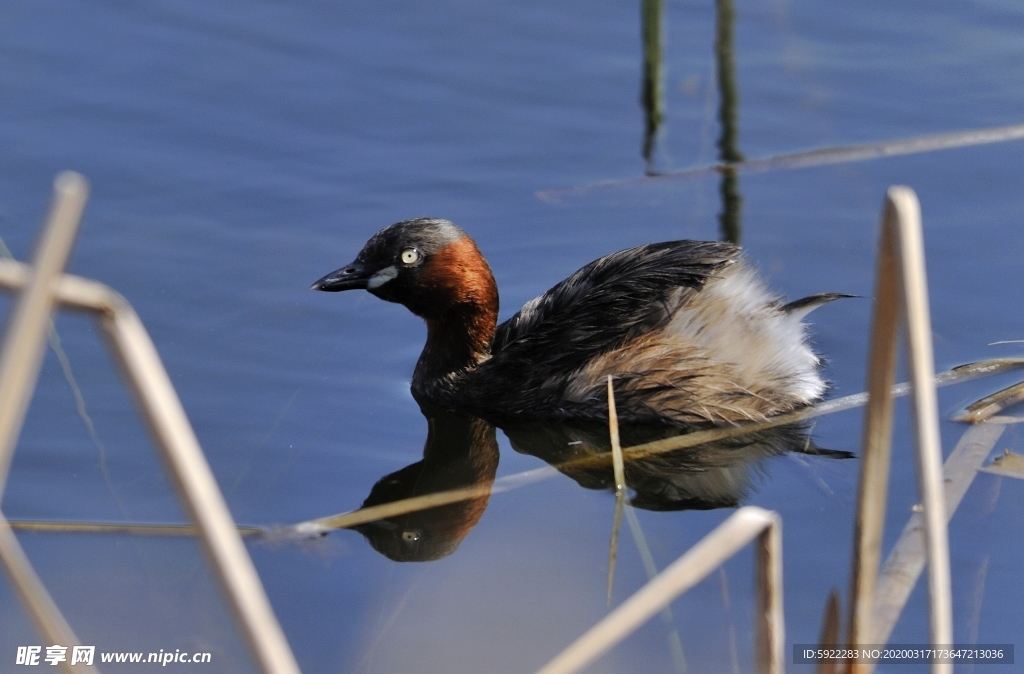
[{"left": 16, "top": 646, "right": 212, "bottom": 666}]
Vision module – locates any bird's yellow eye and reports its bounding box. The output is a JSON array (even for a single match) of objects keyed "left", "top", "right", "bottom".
[{"left": 401, "top": 248, "right": 420, "bottom": 265}]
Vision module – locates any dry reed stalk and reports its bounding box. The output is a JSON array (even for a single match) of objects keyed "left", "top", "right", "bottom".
[
  {"left": 953, "top": 380, "right": 1024, "bottom": 423},
  {"left": 535, "top": 506, "right": 782, "bottom": 674},
  {"left": 7, "top": 521, "right": 264, "bottom": 537},
  {"left": 847, "top": 187, "right": 951, "bottom": 674},
  {"left": 869, "top": 422, "right": 1006, "bottom": 654},
  {"left": 606, "top": 377, "right": 626, "bottom": 604},
  {"left": 0, "top": 173, "right": 95, "bottom": 674},
  {"left": 0, "top": 174, "right": 301, "bottom": 674}
]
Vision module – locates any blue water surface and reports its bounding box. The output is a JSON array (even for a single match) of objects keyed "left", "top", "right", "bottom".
[{"left": 1, "top": 1, "right": 1023, "bottom": 672}]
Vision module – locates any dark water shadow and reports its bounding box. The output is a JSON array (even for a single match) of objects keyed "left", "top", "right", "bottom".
[
  {"left": 348, "top": 402, "right": 850, "bottom": 562},
  {"left": 502, "top": 419, "right": 846, "bottom": 512}
]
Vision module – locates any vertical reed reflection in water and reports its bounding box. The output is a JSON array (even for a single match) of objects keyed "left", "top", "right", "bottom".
[
  {"left": 715, "top": 0, "right": 743, "bottom": 244},
  {"left": 640, "top": 0, "right": 743, "bottom": 242},
  {"left": 641, "top": 0, "right": 664, "bottom": 174}
]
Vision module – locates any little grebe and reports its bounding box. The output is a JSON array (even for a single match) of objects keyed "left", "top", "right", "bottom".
[{"left": 312, "top": 218, "right": 845, "bottom": 428}]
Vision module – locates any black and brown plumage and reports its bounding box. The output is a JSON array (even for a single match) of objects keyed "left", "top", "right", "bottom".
[{"left": 312, "top": 218, "right": 847, "bottom": 429}]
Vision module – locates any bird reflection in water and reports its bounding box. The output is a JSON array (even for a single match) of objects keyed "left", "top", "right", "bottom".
[
  {"left": 349, "top": 402, "right": 849, "bottom": 562},
  {"left": 352, "top": 403, "right": 499, "bottom": 562},
  {"left": 502, "top": 420, "right": 849, "bottom": 512}
]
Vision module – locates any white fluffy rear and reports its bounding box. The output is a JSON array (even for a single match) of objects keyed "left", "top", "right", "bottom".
[
  {"left": 563, "top": 260, "right": 826, "bottom": 425},
  {"left": 667, "top": 261, "right": 825, "bottom": 404}
]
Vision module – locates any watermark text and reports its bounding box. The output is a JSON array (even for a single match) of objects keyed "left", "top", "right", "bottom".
[{"left": 16, "top": 646, "right": 211, "bottom": 666}]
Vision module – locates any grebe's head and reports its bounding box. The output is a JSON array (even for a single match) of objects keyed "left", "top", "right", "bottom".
[{"left": 311, "top": 218, "right": 497, "bottom": 321}]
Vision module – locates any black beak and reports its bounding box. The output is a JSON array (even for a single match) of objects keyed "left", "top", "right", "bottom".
[{"left": 311, "top": 260, "right": 372, "bottom": 292}]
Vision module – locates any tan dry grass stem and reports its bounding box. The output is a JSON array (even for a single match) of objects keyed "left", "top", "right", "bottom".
[{"left": 606, "top": 376, "right": 626, "bottom": 604}]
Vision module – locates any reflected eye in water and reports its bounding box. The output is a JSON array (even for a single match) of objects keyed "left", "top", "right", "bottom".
[{"left": 349, "top": 407, "right": 500, "bottom": 563}]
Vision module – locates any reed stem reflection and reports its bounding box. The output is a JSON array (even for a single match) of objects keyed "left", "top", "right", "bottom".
[
  {"left": 715, "top": 0, "right": 743, "bottom": 243},
  {"left": 641, "top": 0, "right": 664, "bottom": 173},
  {"left": 637, "top": 0, "right": 743, "bottom": 241}
]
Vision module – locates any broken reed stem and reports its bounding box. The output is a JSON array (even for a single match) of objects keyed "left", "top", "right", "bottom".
[
  {"left": 608, "top": 376, "right": 626, "bottom": 492},
  {"left": 7, "top": 520, "right": 264, "bottom": 537},
  {"left": 953, "top": 379, "right": 1024, "bottom": 423},
  {"left": 815, "top": 590, "right": 841, "bottom": 674},
  {"left": 302, "top": 466, "right": 558, "bottom": 533}
]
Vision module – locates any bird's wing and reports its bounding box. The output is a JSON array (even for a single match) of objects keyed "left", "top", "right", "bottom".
[{"left": 486, "top": 240, "right": 738, "bottom": 381}]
